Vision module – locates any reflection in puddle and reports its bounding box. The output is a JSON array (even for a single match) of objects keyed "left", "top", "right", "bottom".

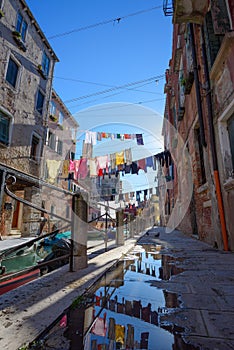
[{"left": 30, "top": 244, "right": 198, "bottom": 350}]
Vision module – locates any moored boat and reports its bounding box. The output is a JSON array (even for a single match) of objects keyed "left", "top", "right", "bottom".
[{"left": 0, "top": 268, "right": 40, "bottom": 295}]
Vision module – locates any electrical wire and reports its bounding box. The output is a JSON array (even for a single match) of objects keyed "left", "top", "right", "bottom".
[
  {"left": 54, "top": 76, "right": 161, "bottom": 95},
  {"left": 64, "top": 75, "right": 164, "bottom": 104},
  {"left": 70, "top": 97, "right": 165, "bottom": 110},
  {"left": 71, "top": 96, "right": 165, "bottom": 113},
  {"left": 48, "top": 6, "right": 162, "bottom": 40}
]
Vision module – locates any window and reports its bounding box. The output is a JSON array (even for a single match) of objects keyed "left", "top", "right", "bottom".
[
  {"left": 58, "top": 112, "right": 64, "bottom": 126},
  {"left": 50, "top": 101, "right": 56, "bottom": 115},
  {"left": 48, "top": 131, "right": 56, "bottom": 150},
  {"left": 71, "top": 128, "right": 76, "bottom": 141},
  {"left": 16, "top": 12, "right": 27, "bottom": 42},
  {"left": 227, "top": 114, "right": 234, "bottom": 171},
  {"left": 66, "top": 205, "right": 70, "bottom": 219},
  {"left": 218, "top": 104, "right": 234, "bottom": 179},
  {"left": 30, "top": 134, "right": 41, "bottom": 161},
  {"left": 195, "top": 128, "right": 206, "bottom": 185},
  {"left": 0, "top": 111, "right": 11, "bottom": 146},
  {"left": 41, "top": 52, "right": 50, "bottom": 76},
  {"left": 36, "top": 90, "right": 45, "bottom": 114},
  {"left": 6, "top": 57, "right": 19, "bottom": 88},
  {"left": 57, "top": 139, "right": 63, "bottom": 155},
  {"left": 50, "top": 205, "right": 55, "bottom": 219}
]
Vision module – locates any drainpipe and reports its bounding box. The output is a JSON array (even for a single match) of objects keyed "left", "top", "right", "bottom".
[
  {"left": 189, "top": 23, "right": 207, "bottom": 147},
  {"left": 201, "top": 26, "right": 229, "bottom": 251}
]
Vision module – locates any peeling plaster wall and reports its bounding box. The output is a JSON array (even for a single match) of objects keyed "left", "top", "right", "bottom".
[
  {"left": 0, "top": 0, "right": 58, "bottom": 236},
  {"left": 0, "top": 0, "right": 56, "bottom": 176},
  {"left": 210, "top": 32, "right": 234, "bottom": 250}
]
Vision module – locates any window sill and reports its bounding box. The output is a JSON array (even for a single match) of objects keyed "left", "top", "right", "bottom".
[
  {"left": 12, "top": 35, "right": 27, "bottom": 52},
  {"left": 223, "top": 178, "right": 234, "bottom": 192},
  {"left": 0, "top": 141, "right": 9, "bottom": 148},
  {"left": 37, "top": 67, "right": 47, "bottom": 80}
]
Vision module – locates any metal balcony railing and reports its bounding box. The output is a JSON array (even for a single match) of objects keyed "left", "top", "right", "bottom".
[{"left": 163, "top": 0, "right": 174, "bottom": 16}]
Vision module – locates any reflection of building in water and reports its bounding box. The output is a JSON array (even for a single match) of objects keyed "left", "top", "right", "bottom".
[
  {"left": 159, "top": 255, "right": 184, "bottom": 281},
  {"left": 37, "top": 245, "right": 196, "bottom": 349}
]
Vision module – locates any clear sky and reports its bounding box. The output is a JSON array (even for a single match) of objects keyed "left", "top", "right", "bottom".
[
  {"left": 26, "top": 0, "right": 173, "bottom": 194},
  {"left": 26, "top": 0, "right": 173, "bottom": 117}
]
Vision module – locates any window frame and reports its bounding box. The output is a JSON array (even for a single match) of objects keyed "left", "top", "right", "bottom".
[
  {"left": 30, "top": 132, "right": 42, "bottom": 163},
  {"left": 218, "top": 99, "right": 234, "bottom": 180},
  {"left": 16, "top": 12, "right": 28, "bottom": 42},
  {"left": 50, "top": 101, "right": 56, "bottom": 116},
  {"left": 71, "top": 128, "right": 77, "bottom": 141},
  {"left": 41, "top": 52, "right": 50, "bottom": 77},
  {"left": 48, "top": 131, "right": 56, "bottom": 151},
  {"left": 57, "top": 139, "right": 63, "bottom": 155},
  {"left": 58, "top": 111, "right": 64, "bottom": 126},
  {"left": 36, "top": 89, "right": 45, "bottom": 115},
  {"left": 0, "top": 107, "right": 13, "bottom": 147},
  {"left": 195, "top": 127, "right": 207, "bottom": 186},
  {"left": 5, "top": 55, "right": 21, "bottom": 89}
]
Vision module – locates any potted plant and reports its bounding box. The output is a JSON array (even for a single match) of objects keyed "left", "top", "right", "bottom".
[
  {"left": 180, "top": 77, "right": 186, "bottom": 87},
  {"left": 12, "top": 30, "right": 21, "bottom": 38},
  {"left": 49, "top": 114, "right": 58, "bottom": 122},
  {"left": 12, "top": 30, "right": 27, "bottom": 52}
]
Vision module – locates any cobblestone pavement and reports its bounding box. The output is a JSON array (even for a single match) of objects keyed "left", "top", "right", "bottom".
[
  {"left": 0, "top": 228, "right": 234, "bottom": 349},
  {"left": 138, "top": 228, "right": 234, "bottom": 350}
]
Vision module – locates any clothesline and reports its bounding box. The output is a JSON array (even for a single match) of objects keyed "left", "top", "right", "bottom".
[{"left": 84, "top": 130, "right": 144, "bottom": 145}]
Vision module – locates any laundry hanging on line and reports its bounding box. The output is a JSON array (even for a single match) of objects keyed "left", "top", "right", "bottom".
[{"left": 84, "top": 131, "right": 144, "bottom": 145}]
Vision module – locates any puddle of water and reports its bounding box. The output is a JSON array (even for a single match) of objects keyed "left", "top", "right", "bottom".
[{"left": 28, "top": 244, "right": 198, "bottom": 350}]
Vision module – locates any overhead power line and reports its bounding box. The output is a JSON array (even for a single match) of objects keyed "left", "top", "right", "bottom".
[
  {"left": 48, "top": 6, "right": 162, "bottom": 39},
  {"left": 64, "top": 75, "right": 164, "bottom": 104},
  {"left": 54, "top": 76, "right": 161, "bottom": 95}
]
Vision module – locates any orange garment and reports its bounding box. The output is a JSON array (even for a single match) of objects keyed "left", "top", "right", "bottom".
[{"left": 62, "top": 160, "right": 69, "bottom": 178}]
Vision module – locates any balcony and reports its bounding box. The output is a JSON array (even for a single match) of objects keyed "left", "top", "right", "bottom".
[
  {"left": 163, "top": 0, "right": 209, "bottom": 24},
  {"left": 173, "top": 0, "right": 209, "bottom": 24},
  {"left": 163, "top": 0, "right": 174, "bottom": 16}
]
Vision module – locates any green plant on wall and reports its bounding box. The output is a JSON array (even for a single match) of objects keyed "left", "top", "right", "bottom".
[
  {"left": 180, "top": 77, "right": 186, "bottom": 87},
  {"left": 49, "top": 114, "right": 58, "bottom": 122},
  {"left": 12, "top": 30, "right": 21, "bottom": 38}
]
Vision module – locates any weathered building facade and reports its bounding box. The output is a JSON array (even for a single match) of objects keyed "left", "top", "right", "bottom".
[
  {"left": 0, "top": 0, "right": 59, "bottom": 236},
  {"left": 40, "top": 89, "right": 79, "bottom": 234},
  {"left": 162, "top": 0, "right": 234, "bottom": 250}
]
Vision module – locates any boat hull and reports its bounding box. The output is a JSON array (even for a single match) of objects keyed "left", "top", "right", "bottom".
[{"left": 0, "top": 269, "right": 40, "bottom": 295}]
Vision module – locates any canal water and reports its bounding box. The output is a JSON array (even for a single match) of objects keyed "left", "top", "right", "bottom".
[{"left": 26, "top": 244, "right": 199, "bottom": 350}]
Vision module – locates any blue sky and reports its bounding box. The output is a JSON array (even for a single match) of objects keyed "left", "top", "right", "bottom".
[
  {"left": 26, "top": 0, "right": 173, "bottom": 192},
  {"left": 26, "top": 0, "right": 173, "bottom": 117}
]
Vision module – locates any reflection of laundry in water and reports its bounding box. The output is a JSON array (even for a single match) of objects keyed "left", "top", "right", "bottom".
[
  {"left": 115, "top": 324, "right": 125, "bottom": 345},
  {"left": 92, "top": 312, "right": 107, "bottom": 337}
]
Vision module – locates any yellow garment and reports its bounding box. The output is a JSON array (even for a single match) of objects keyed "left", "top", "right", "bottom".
[
  {"left": 62, "top": 160, "right": 69, "bottom": 178},
  {"left": 115, "top": 151, "right": 124, "bottom": 165},
  {"left": 115, "top": 324, "right": 125, "bottom": 345},
  {"left": 46, "top": 160, "right": 61, "bottom": 184}
]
